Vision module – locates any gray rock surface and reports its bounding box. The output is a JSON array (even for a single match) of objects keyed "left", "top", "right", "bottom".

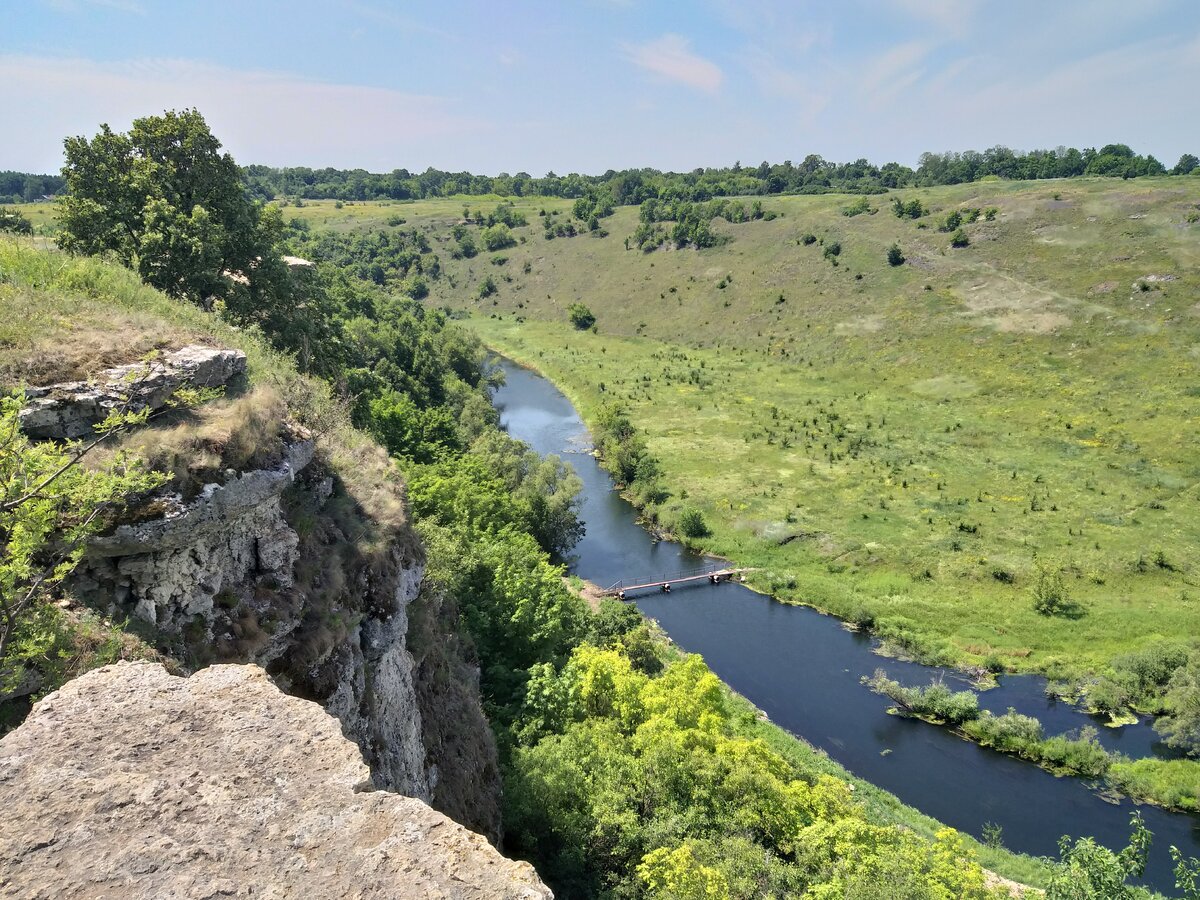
[
  {"left": 82, "top": 439, "right": 315, "bottom": 630},
  {"left": 0, "top": 662, "right": 551, "bottom": 900},
  {"left": 73, "top": 439, "right": 432, "bottom": 800},
  {"left": 19, "top": 345, "right": 246, "bottom": 440}
]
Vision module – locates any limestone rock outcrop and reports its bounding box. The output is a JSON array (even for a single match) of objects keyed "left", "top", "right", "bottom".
[
  {"left": 70, "top": 437, "right": 432, "bottom": 800},
  {"left": 19, "top": 345, "right": 246, "bottom": 440},
  {"left": 0, "top": 662, "right": 551, "bottom": 899},
  {"left": 81, "top": 437, "right": 316, "bottom": 630}
]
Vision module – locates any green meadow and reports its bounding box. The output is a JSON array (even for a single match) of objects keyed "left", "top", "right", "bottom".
[
  {"left": 327, "top": 175, "right": 1200, "bottom": 682},
  {"left": 19, "top": 179, "right": 1200, "bottom": 679}
]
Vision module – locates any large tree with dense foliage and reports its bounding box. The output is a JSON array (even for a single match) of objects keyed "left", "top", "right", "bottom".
[{"left": 57, "top": 109, "right": 283, "bottom": 314}]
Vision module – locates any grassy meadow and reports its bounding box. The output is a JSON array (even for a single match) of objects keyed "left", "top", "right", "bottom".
[
  {"left": 17, "top": 179, "right": 1200, "bottom": 679},
  {"left": 302, "top": 175, "right": 1200, "bottom": 682}
]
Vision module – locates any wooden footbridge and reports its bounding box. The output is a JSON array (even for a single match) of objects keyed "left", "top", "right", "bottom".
[{"left": 602, "top": 564, "right": 747, "bottom": 600}]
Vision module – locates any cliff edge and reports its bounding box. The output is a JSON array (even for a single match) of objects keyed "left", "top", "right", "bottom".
[{"left": 0, "top": 661, "right": 550, "bottom": 899}]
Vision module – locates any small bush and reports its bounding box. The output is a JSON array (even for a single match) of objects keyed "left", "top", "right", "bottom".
[
  {"left": 568, "top": 303, "right": 595, "bottom": 330},
  {"left": 1031, "top": 563, "right": 1071, "bottom": 615},
  {"left": 950, "top": 228, "right": 970, "bottom": 248},
  {"left": 678, "top": 507, "right": 710, "bottom": 538},
  {"left": 0, "top": 208, "right": 33, "bottom": 235},
  {"left": 886, "top": 243, "right": 905, "bottom": 266}
]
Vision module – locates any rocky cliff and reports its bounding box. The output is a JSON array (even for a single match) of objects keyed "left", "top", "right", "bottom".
[
  {"left": 15, "top": 344, "right": 502, "bottom": 842},
  {"left": 0, "top": 662, "right": 550, "bottom": 899}
]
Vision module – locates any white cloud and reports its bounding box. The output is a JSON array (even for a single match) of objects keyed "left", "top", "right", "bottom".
[
  {"left": 884, "top": 0, "right": 979, "bottom": 37},
  {"left": 0, "top": 55, "right": 486, "bottom": 171},
  {"left": 856, "top": 39, "right": 934, "bottom": 108},
  {"left": 623, "top": 34, "right": 724, "bottom": 92}
]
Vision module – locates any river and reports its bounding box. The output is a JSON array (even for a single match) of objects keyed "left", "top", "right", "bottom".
[{"left": 492, "top": 359, "right": 1200, "bottom": 894}]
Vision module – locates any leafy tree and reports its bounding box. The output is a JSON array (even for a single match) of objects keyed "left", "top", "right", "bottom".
[
  {"left": 638, "top": 843, "right": 730, "bottom": 899},
  {"left": 480, "top": 223, "right": 516, "bottom": 251},
  {"left": 1172, "top": 154, "right": 1199, "bottom": 175},
  {"left": 892, "top": 197, "right": 926, "bottom": 219},
  {"left": 568, "top": 303, "right": 596, "bottom": 330},
  {"left": 58, "top": 109, "right": 281, "bottom": 311},
  {"left": 886, "top": 243, "right": 905, "bottom": 266},
  {"left": 468, "top": 429, "right": 584, "bottom": 557},
  {"left": 679, "top": 507, "right": 710, "bottom": 538},
  {"left": 367, "top": 390, "right": 462, "bottom": 464},
  {"left": 1046, "top": 813, "right": 1150, "bottom": 899},
  {"left": 950, "top": 228, "right": 970, "bottom": 248},
  {"left": 1156, "top": 656, "right": 1200, "bottom": 755},
  {"left": 477, "top": 274, "right": 497, "bottom": 299},
  {"left": 939, "top": 210, "right": 963, "bottom": 232},
  {"left": 0, "top": 388, "right": 168, "bottom": 695},
  {"left": 1031, "top": 562, "right": 1070, "bottom": 615},
  {"left": 0, "top": 208, "right": 32, "bottom": 235}
]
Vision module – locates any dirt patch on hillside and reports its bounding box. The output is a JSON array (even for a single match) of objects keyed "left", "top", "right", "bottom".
[
  {"left": 565, "top": 576, "right": 608, "bottom": 611},
  {"left": 986, "top": 311, "right": 1071, "bottom": 334},
  {"left": 910, "top": 374, "right": 980, "bottom": 399},
  {"left": 836, "top": 314, "right": 885, "bottom": 335},
  {"left": 957, "top": 277, "right": 1072, "bottom": 333},
  {"left": 1089, "top": 281, "right": 1118, "bottom": 294}
]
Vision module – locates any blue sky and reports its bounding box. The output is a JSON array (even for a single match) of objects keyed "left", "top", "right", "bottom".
[{"left": 3, "top": 0, "right": 1199, "bottom": 174}]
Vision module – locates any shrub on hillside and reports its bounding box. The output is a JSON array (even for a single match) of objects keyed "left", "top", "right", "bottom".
[
  {"left": 567, "top": 303, "right": 595, "bottom": 330},
  {"left": 678, "top": 507, "right": 710, "bottom": 538},
  {"left": 0, "top": 208, "right": 32, "bottom": 235}
]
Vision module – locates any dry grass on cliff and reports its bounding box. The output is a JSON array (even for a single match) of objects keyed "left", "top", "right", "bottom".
[
  {"left": 0, "top": 238, "right": 412, "bottom": 543},
  {"left": 87, "top": 386, "right": 289, "bottom": 498},
  {"left": 0, "top": 242, "right": 212, "bottom": 386}
]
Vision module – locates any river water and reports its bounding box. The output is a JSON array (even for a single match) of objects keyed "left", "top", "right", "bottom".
[{"left": 492, "top": 359, "right": 1199, "bottom": 894}]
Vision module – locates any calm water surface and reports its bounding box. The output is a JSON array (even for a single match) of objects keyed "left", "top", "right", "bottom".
[{"left": 493, "top": 360, "right": 1199, "bottom": 894}]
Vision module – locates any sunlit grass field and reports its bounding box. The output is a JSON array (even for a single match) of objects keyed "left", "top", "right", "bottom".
[
  {"left": 369, "top": 175, "right": 1200, "bottom": 680},
  {"left": 19, "top": 178, "right": 1200, "bottom": 677}
]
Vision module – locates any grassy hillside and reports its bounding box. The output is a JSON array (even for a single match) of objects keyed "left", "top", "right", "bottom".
[
  {"left": 280, "top": 177, "right": 1200, "bottom": 682},
  {"left": 0, "top": 236, "right": 1074, "bottom": 895}
]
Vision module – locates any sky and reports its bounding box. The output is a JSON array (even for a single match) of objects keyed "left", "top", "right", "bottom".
[{"left": 3, "top": 0, "right": 1199, "bottom": 176}]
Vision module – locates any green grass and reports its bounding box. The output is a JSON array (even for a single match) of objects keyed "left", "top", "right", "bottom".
[
  {"left": 469, "top": 315, "right": 1200, "bottom": 680},
  {"left": 335, "top": 176, "right": 1200, "bottom": 682}
]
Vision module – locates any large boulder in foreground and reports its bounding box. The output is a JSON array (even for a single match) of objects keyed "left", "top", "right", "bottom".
[{"left": 0, "top": 663, "right": 551, "bottom": 900}]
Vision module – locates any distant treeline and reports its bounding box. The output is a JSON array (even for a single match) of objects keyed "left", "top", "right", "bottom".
[
  {"left": 7, "top": 144, "right": 1197, "bottom": 207},
  {"left": 0, "top": 171, "right": 65, "bottom": 204},
  {"left": 241, "top": 144, "right": 1196, "bottom": 203}
]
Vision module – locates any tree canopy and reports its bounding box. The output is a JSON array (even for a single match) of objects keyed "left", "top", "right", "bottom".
[{"left": 57, "top": 109, "right": 282, "bottom": 315}]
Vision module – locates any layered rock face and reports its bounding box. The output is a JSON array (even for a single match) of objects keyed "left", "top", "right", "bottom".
[
  {"left": 19, "top": 346, "right": 247, "bottom": 440},
  {"left": 0, "top": 662, "right": 551, "bottom": 899},
  {"left": 21, "top": 344, "right": 499, "bottom": 832}
]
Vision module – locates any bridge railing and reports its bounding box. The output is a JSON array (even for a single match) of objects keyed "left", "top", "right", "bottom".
[{"left": 604, "top": 563, "right": 728, "bottom": 594}]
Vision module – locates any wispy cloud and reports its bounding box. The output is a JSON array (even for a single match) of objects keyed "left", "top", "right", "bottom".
[
  {"left": 342, "top": 0, "right": 457, "bottom": 41},
  {"left": 858, "top": 39, "right": 932, "bottom": 101},
  {"left": 0, "top": 55, "right": 486, "bottom": 171},
  {"left": 741, "top": 46, "right": 828, "bottom": 117},
  {"left": 42, "top": 0, "right": 145, "bottom": 13},
  {"left": 623, "top": 34, "right": 723, "bottom": 92},
  {"left": 884, "top": 0, "right": 979, "bottom": 37}
]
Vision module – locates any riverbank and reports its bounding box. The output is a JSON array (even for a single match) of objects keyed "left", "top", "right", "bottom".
[
  {"left": 468, "top": 316, "right": 1199, "bottom": 680},
  {"left": 563, "top": 577, "right": 1054, "bottom": 891},
  {"left": 492, "top": 354, "right": 1198, "bottom": 895}
]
